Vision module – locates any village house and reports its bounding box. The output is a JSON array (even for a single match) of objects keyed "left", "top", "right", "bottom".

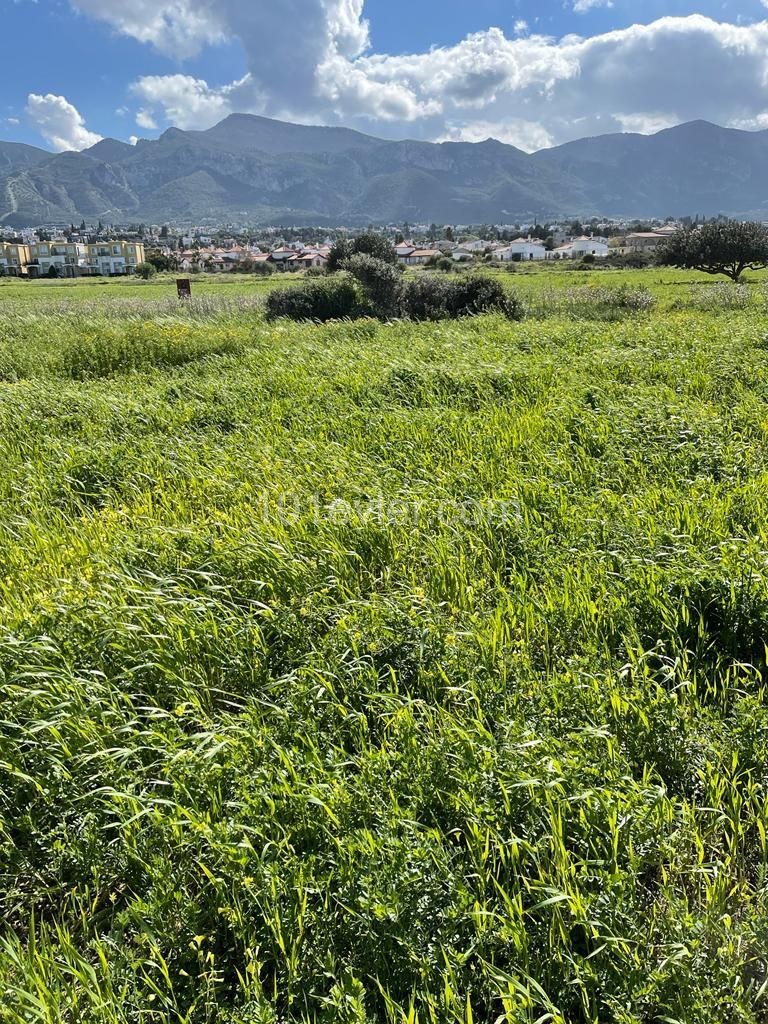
[
  {"left": 570, "top": 236, "right": 610, "bottom": 258},
  {"left": 285, "top": 250, "right": 329, "bottom": 271},
  {"left": 457, "top": 239, "right": 490, "bottom": 253},
  {"left": 622, "top": 231, "right": 674, "bottom": 254},
  {"left": 269, "top": 247, "right": 299, "bottom": 268},
  {"left": 497, "top": 238, "right": 548, "bottom": 262},
  {"left": 395, "top": 243, "right": 416, "bottom": 262},
  {"left": 399, "top": 248, "right": 441, "bottom": 266}
]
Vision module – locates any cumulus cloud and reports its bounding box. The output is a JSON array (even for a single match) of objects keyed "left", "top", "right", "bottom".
[
  {"left": 130, "top": 74, "right": 250, "bottom": 130},
  {"left": 26, "top": 92, "right": 102, "bottom": 150},
  {"left": 67, "top": 4, "right": 768, "bottom": 151}
]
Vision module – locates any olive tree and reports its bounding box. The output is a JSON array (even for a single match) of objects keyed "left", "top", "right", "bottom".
[
  {"left": 327, "top": 232, "right": 397, "bottom": 272},
  {"left": 658, "top": 221, "right": 768, "bottom": 282}
]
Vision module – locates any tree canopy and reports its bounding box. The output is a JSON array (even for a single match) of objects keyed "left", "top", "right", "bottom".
[
  {"left": 327, "top": 233, "right": 397, "bottom": 272},
  {"left": 658, "top": 221, "right": 768, "bottom": 282}
]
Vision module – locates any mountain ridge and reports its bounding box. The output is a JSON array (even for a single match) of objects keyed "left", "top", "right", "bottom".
[{"left": 1, "top": 114, "right": 766, "bottom": 226}]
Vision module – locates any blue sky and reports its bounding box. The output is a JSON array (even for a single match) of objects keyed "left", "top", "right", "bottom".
[{"left": 4, "top": 1, "right": 768, "bottom": 152}]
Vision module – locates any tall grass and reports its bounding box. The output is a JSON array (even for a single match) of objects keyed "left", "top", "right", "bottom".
[{"left": 0, "top": 294, "right": 768, "bottom": 1021}]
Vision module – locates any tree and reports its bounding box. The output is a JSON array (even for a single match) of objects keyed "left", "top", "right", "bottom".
[
  {"left": 327, "top": 233, "right": 396, "bottom": 273},
  {"left": 350, "top": 232, "right": 397, "bottom": 265},
  {"left": 327, "top": 238, "right": 354, "bottom": 272},
  {"left": 658, "top": 221, "right": 768, "bottom": 282},
  {"left": 145, "top": 249, "right": 172, "bottom": 272},
  {"left": 135, "top": 262, "right": 156, "bottom": 279}
]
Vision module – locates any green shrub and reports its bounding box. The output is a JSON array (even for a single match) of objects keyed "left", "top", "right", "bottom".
[
  {"left": 265, "top": 274, "right": 360, "bottom": 322},
  {"left": 446, "top": 274, "right": 523, "bottom": 319},
  {"left": 344, "top": 254, "right": 403, "bottom": 319},
  {"left": 607, "top": 251, "right": 652, "bottom": 269},
  {"left": 401, "top": 273, "right": 522, "bottom": 321},
  {"left": 135, "top": 262, "right": 157, "bottom": 280}
]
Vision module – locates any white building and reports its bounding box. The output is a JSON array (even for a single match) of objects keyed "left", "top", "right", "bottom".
[
  {"left": 498, "top": 238, "right": 548, "bottom": 262},
  {"left": 457, "top": 239, "right": 490, "bottom": 253},
  {"left": 570, "top": 236, "right": 609, "bottom": 258}
]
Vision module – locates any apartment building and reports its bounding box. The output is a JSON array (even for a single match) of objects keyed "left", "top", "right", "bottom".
[
  {"left": 87, "top": 240, "right": 145, "bottom": 275},
  {"left": 29, "top": 241, "right": 88, "bottom": 277},
  {"left": 0, "top": 242, "right": 31, "bottom": 276}
]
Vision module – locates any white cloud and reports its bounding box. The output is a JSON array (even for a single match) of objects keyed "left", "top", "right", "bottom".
[
  {"left": 135, "top": 109, "right": 158, "bottom": 130},
  {"left": 128, "top": 135, "right": 139, "bottom": 145},
  {"left": 614, "top": 112, "right": 680, "bottom": 135},
  {"left": 130, "top": 74, "right": 248, "bottom": 130},
  {"left": 440, "top": 118, "right": 554, "bottom": 151},
  {"left": 26, "top": 93, "right": 102, "bottom": 151},
  {"left": 67, "top": 5, "right": 768, "bottom": 152},
  {"left": 573, "top": 0, "right": 613, "bottom": 12}
]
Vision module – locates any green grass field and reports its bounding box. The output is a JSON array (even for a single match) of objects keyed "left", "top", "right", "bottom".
[
  {"left": 1, "top": 262, "right": 766, "bottom": 306},
  {"left": 1, "top": 274, "right": 768, "bottom": 1022}
]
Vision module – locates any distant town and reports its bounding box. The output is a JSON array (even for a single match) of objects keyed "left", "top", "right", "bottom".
[{"left": 0, "top": 216, "right": 724, "bottom": 278}]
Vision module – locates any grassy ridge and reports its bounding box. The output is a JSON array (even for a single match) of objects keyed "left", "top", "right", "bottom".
[{"left": 1, "top": 289, "right": 768, "bottom": 1022}]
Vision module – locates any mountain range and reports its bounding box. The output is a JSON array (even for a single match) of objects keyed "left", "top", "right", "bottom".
[{"left": 1, "top": 115, "right": 767, "bottom": 227}]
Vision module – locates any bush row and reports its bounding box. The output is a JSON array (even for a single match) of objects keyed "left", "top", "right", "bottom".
[{"left": 266, "top": 257, "right": 523, "bottom": 323}]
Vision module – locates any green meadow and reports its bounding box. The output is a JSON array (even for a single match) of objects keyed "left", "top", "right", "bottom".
[{"left": 1, "top": 272, "right": 768, "bottom": 1022}]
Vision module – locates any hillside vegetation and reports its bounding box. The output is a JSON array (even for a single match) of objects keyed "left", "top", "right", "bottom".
[{"left": 1, "top": 277, "right": 768, "bottom": 1022}]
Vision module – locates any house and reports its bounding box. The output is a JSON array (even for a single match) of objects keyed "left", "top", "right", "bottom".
[
  {"left": 0, "top": 242, "right": 30, "bottom": 276},
  {"left": 458, "top": 239, "right": 490, "bottom": 253},
  {"left": 400, "top": 248, "right": 440, "bottom": 266},
  {"left": 498, "top": 238, "right": 547, "bottom": 262},
  {"left": 285, "top": 250, "right": 329, "bottom": 271},
  {"left": 28, "top": 241, "right": 89, "bottom": 277},
  {"left": 269, "top": 247, "right": 299, "bottom": 267},
  {"left": 623, "top": 232, "right": 672, "bottom": 254},
  {"left": 451, "top": 249, "right": 475, "bottom": 262},
  {"left": 570, "top": 236, "right": 609, "bottom": 258},
  {"left": 86, "top": 240, "right": 146, "bottom": 275}
]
